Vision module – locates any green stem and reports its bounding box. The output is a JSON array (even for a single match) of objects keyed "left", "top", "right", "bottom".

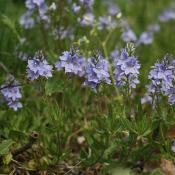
[
  {"left": 101, "top": 31, "right": 119, "bottom": 94},
  {"left": 50, "top": 113, "right": 61, "bottom": 162},
  {"left": 40, "top": 23, "right": 49, "bottom": 50}
]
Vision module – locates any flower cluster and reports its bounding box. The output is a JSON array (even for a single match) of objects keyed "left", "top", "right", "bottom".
[
  {"left": 2, "top": 45, "right": 175, "bottom": 112},
  {"left": 55, "top": 49, "right": 85, "bottom": 77},
  {"left": 20, "top": 0, "right": 50, "bottom": 29},
  {"left": 84, "top": 54, "right": 111, "bottom": 90},
  {"left": 114, "top": 49, "right": 140, "bottom": 89},
  {"left": 76, "top": 0, "right": 120, "bottom": 30},
  {"left": 97, "top": 16, "right": 117, "bottom": 31},
  {"left": 27, "top": 50, "right": 53, "bottom": 80},
  {"left": 68, "top": 0, "right": 95, "bottom": 26},
  {"left": 159, "top": 9, "right": 175, "bottom": 22},
  {"left": 19, "top": 10, "right": 35, "bottom": 29},
  {"left": 79, "top": 0, "right": 94, "bottom": 9},
  {"left": 26, "top": 0, "right": 49, "bottom": 20},
  {"left": 0, "top": 77, "right": 22, "bottom": 111},
  {"left": 120, "top": 16, "right": 160, "bottom": 46},
  {"left": 137, "top": 24, "right": 160, "bottom": 46},
  {"left": 143, "top": 57, "right": 175, "bottom": 105},
  {"left": 70, "top": 0, "right": 94, "bottom": 12}
]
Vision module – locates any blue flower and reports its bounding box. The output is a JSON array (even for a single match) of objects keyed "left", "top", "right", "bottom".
[
  {"left": 143, "top": 57, "right": 175, "bottom": 105},
  {"left": 27, "top": 51, "right": 53, "bottom": 80},
  {"left": 8, "top": 101, "right": 23, "bottom": 111},
  {"left": 84, "top": 55, "right": 111, "bottom": 90},
  {"left": 168, "top": 87, "right": 175, "bottom": 105},
  {"left": 121, "top": 29, "right": 137, "bottom": 42},
  {"left": 137, "top": 32, "right": 153, "bottom": 45},
  {"left": 97, "top": 16, "right": 117, "bottom": 31},
  {"left": 79, "top": 0, "right": 94, "bottom": 9},
  {"left": 38, "top": 2, "right": 50, "bottom": 22},
  {"left": 72, "top": 3, "right": 81, "bottom": 13},
  {"left": 108, "top": 5, "right": 120, "bottom": 16},
  {"left": 55, "top": 49, "right": 85, "bottom": 77},
  {"left": 1, "top": 85, "right": 22, "bottom": 102},
  {"left": 24, "top": 0, "right": 50, "bottom": 25},
  {"left": 19, "top": 10, "right": 35, "bottom": 29},
  {"left": 25, "top": 0, "right": 45, "bottom": 10},
  {"left": 141, "top": 94, "right": 152, "bottom": 104},
  {"left": 159, "top": 9, "right": 175, "bottom": 22},
  {"left": 148, "top": 61, "right": 174, "bottom": 95},
  {"left": 114, "top": 49, "right": 140, "bottom": 88},
  {"left": 1, "top": 76, "right": 22, "bottom": 111}
]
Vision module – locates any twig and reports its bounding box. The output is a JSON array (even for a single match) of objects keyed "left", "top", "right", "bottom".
[
  {"left": 0, "top": 62, "right": 9, "bottom": 74},
  {"left": 11, "top": 159, "right": 36, "bottom": 171},
  {"left": 63, "top": 161, "right": 82, "bottom": 175},
  {"left": 65, "top": 128, "right": 86, "bottom": 148}
]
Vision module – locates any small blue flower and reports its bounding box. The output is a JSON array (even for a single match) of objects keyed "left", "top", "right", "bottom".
[
  {"left": 1, "top": 76, "right": 22, "bottom": 111},
  {"left": 108, "top": 5, "right": 120, "bottom": 16},
  {"left": 23, "top": 0, "right": 50, "bottom": 26},
  {"left": 141, "top": 94, "right": 152, "bottom": 104},
  {"left": 27, "top": 51, "right": 53, "bottom": 80},
  {"left": 84, "top": 55, "right": 111, "bottom": 90},
  {"left": 8, "top": 101, "right": 23, "bottom": 111},
  {"left": 143, "top": 57, "right": 175, "bottom": 105},
  {"left": 168, "top": 87, "right": 175, "bottom": 105},
  {"left": 137, "top": 32, "right": 153, "bottom": 45},
  {"left": 159, "top": 9, "right": 175, "bottom": 22},
  {"left": 19, "top": 10, "right": 35, "bottom": 29},
  {"left": 97, "top": 16, "right": 117, "bottom": 31},
  {"left": 114, "top": 49, "right": 140, "bottom": 88},
  {"left": 1, "top": 85, "right": 22, "bottom": 102},
  {"left": 25, "top": 0, "right": 45, "bottom": 10},
  {"left": 55, "top": 49, "right": 85, "bottom": 77},
  {"left": 72, "top": 3, "right": 81, "bottom": 13},
  {"left": 121, "top": 29, "right": 137, "bottom": 42},
  {"left": 148, "top": 61, "right": 174, "bottom": 95},
  {"left": 79, "top": 0, "right": 94, "bottom": 9}
]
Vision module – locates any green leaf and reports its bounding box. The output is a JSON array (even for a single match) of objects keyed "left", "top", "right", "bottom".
[
  {"left": 3, "top": 153, "right": 12, "bottom": 165},
  {"left": 1, "top": 15, "right": 20, "bottom": 41},
  {"left": 0, "top": 139, "right": 14, "bottom": 155},
  {"left": 103, "top": 142, "right": 118, "bottom": 159},
  {"left": 9, "top": 130, "right": 26, "bottom": 140},
  {"left": 45, "top": 77, "right": 64, "bottom": 96}
]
